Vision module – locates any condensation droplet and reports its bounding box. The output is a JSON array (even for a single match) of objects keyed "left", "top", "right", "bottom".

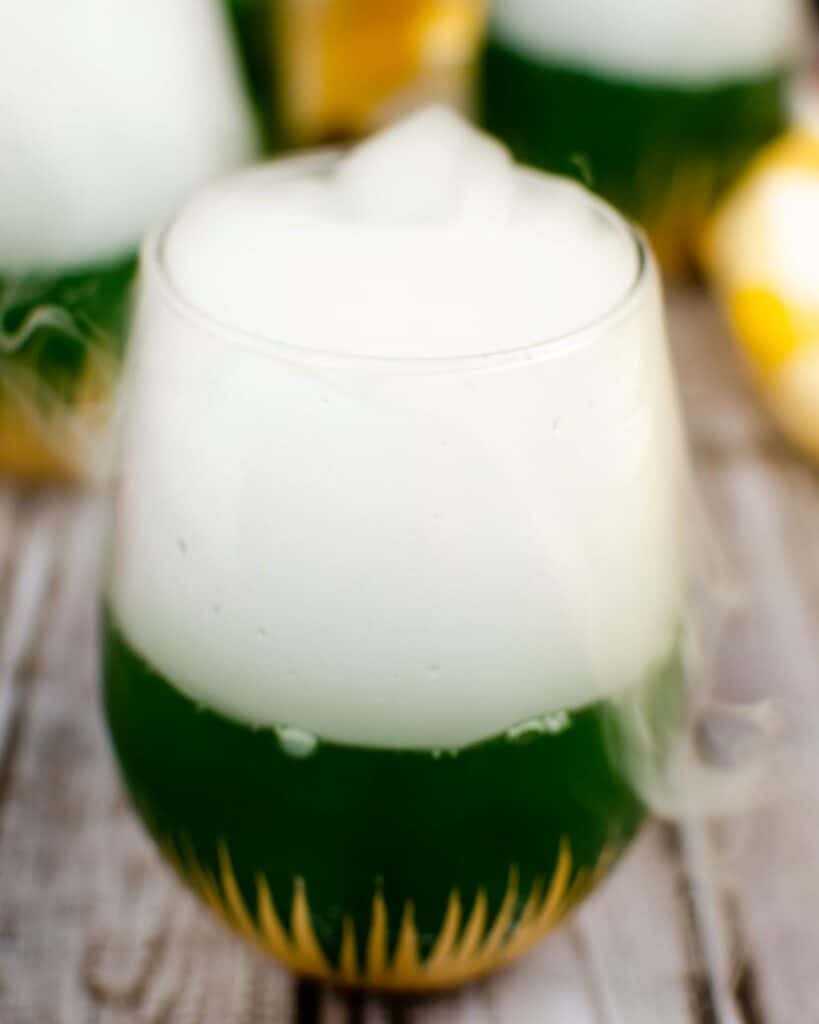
[
  {"left": 507, "top": 709, "right": 571, "bottom": 742},
  {"left": 275, "top": 726, "right": 318, "bottom": 759}
]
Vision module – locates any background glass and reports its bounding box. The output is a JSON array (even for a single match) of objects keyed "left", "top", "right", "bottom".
[{"left": 0, "top": 0, "right": 255, "bottom": 480}]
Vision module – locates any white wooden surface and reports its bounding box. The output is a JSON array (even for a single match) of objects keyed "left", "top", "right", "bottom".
[{"left": 1, "top": 288, "right": 816, "bottom": 1023}]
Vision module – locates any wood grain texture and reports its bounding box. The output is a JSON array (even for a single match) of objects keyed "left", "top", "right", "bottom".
[
  {"left": 0, "top": 491, "right": 294, "bottom": 1024},
  {"left": 669, "top": 288, "right": 819, "bottom": 1024},
  {"left": 1, "top": 287, "right": 818, "bottom": 1022},
  {"left": 575, "top": 826, "right": 694, "bottom": 1024}
]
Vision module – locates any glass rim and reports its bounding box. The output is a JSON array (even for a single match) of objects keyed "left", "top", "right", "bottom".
[{"left": 144, "top": 154, "right": 653, "bottom": 375}]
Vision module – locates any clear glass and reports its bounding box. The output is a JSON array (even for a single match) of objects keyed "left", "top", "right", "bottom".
[{"left": 101, "top": 163, "right": 691, "bottom": 991}]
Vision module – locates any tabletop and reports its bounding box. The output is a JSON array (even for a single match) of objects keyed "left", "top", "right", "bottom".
[{"left": 1, "top": 287, "right": 818, "bottom": 1024}]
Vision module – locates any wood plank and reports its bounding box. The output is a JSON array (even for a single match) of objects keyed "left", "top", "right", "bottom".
[
  {"left": 675, "top": 820, "right": 747, "bottom": 1024},
  {"left": 0, "top": 492, "right": 62, "bottom": 784},
  {"left": 575, "top": 825, "right": 695, "bottom": 1024},
  {"left": 323, "top": 988, "right": 397, "bottom": 1024},
  {"left": 705, "top": 459, "right": 819, "bottom": 1024},
  {"left": 0, "top": 488, "right": 18, "bottom": 623},
  {"left": 0, "top": 491, "right": 294, "bottom": 1024},
  {"left": 667, "top": 286, "right": 819, "bottom": 1024},
  {"left": 481, "top": 925, "right": 598, "bottom": 1023}
]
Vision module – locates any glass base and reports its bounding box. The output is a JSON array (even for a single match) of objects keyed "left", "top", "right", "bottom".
[{"left": 103, "top": 612, "right": 683, "bottom": 990}]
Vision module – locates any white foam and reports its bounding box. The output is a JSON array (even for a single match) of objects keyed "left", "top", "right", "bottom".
[
  {"left": 163, "top": 108, "right": 639, "bottom": 358},
  {"left": 110, "top": 111, "right": 688, "bottom": 749},
  {"left": 333, "top": 106, "right": 516, "bottom": 224},
  {"left": 0, "top": 0, "right": 256, "bottom": 272},
  {"left": 491, "top": 0, "right": 805, "bottom": 84}
]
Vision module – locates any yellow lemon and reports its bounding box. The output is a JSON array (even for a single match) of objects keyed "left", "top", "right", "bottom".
[
  {"left": 704, "top": 130, "right": 819, "bottom": 460},
  {"left": 280, "top": 0, "right": 486, "bottom": 144}
]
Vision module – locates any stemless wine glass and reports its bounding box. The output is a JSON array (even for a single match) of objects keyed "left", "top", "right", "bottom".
[{"left": 102, "top": 154, "right": 689, "bottom": 991}]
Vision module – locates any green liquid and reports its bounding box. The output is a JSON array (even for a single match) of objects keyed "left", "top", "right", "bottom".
[
  {"left": 223, "top": 0, "right": 282, "bottom": 150},
  {"left": 102, "top": 612, "right": 683, "bottom": 988},
  {"left": 481, "top": 39, "right": 787, "bottom": 266}
]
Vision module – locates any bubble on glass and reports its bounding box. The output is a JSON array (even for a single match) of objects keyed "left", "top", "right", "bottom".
[{"left": 275, "top": 725, "right": 318, "bottom": 759}]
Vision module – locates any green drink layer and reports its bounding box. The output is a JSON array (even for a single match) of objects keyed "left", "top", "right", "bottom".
[
  {"left": 0, "top": 256, "right": 135, "bottom": 477},
  {"left": 224, "top": 0, "right": 281, "bottom": 149},
  {"left": 481, "top": 41, "right": 787, "bottom": 270},
  {"left": 103, "top": 613, "right": 683, "bottom": 989}
]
